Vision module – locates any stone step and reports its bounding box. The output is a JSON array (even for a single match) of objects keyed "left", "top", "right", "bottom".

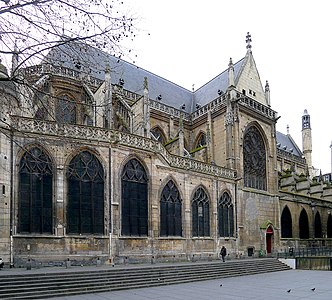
[{"left": 0, "top": 259, "right": 291, "bottom": 299}]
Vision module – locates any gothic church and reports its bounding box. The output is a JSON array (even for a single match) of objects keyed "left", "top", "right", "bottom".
[{"left": 1, "top": 33, "right": 331, "bottom": 267}]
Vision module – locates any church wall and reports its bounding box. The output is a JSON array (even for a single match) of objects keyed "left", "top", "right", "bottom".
[{"left": 238, "top": 189, "right": 280, "bottom": 255}]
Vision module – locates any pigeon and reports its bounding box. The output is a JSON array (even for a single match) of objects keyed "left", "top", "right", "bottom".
[
  {"left": 220, "top": 284, "right": 223, "bottom": 287},
  {"left": 287, "top": 289, "right": 291, "bottom": 293},
  {"left": 311, "top": 288, "right": 316, "bottom": 291}
]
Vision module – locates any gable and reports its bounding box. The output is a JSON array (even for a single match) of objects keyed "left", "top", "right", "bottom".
[{"left": 235, "top": 52, "right": 266, "bottom": 105}]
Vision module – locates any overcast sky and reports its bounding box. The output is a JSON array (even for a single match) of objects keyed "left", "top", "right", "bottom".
[{"left": 123, "top": 0, "right": 331, "bottom": 174}]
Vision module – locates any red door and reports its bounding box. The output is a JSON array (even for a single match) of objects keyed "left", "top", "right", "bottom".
[{"left": 266, "top": 226, "right": 273, "bottom": 254}]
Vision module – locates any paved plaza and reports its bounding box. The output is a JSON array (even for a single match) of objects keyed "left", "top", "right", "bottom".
[{"left": 45, "top": 269, "right": 332, "bottom": 300}]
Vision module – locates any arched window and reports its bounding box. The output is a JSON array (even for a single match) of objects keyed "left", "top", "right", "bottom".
[
  {"left": 314, "top": 211, "right": 322, "bottom": 238},
  {"left": 192, "top": 187, "right": 210, "bottom": 237},
  {"left": 150, "top": 127, "right": 166, "bottom": 145},
  {"left": 195, "top": 132, "right": 207, "bottom": 148},
  {"left": 327, "top": 214, "right": 332, "bottom": 238},
  {"left": 299, "top": 209, "right": 309, "bottom": 239},
  {"left": 243, "top": 126, "right": 267, "bottom": 190},
  {"left": 67, "top": 151, "right": 104, "bottom": 234},
  {"left": 218, "top": 192, "right": 234, "bottom": 237},
  {"left": 121, "top": 158, "right": 148, "bottom": 236},
  {"left": 281, "top": 206, "right": 292, "bottom": 238},
  {"left": 18, "top": 147, "right": 53, "bottom": 233},
  {"left": 55, "top": 94, "right": 76, "bottom": 124},
  {"left": 160, "top": 180, "right": 182, "bottom": 236}
]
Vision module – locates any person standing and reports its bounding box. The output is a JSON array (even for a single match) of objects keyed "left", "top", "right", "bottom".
[{"left": 220, "top": 246, "right": 227, "bottom": 262}]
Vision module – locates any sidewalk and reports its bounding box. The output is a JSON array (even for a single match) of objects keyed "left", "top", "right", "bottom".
[{"left": 45, "top": 269, "right": 332, "bottom": 300}]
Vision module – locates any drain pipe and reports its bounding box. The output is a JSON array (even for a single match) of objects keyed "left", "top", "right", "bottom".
[{"left": 9, "top": 129, "right": 14, "bottom": 268}]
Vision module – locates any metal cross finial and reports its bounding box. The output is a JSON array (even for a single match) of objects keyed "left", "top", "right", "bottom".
[{"left": 246, "top": 32, "right": 252, "bottom": 50}]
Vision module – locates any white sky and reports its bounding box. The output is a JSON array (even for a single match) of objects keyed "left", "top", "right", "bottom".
[{"left": 124, "top": 0, "right": 331, "bottom": 174}]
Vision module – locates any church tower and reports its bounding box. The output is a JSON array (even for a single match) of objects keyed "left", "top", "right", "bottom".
[{"left": 302, "top": 109, "right": 313, "bottom": 177}]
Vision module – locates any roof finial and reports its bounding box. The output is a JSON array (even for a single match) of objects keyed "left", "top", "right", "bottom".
[
  {"left": 287, "top": 124, "right": 289, "bottom": 134},
  {"left": 246, "top": 32, "right": 252, "bottom": 51}
]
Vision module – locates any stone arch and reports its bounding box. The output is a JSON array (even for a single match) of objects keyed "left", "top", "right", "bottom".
[
  {"left": 243, "top": 123, "right": 268, "bottom": 190},
  {"left": 299, "top": 208, "right": 309, "bottom": 239},
  {"left": 191, "top": 185, "right": 210, "bottom": 237},
  {"left": 314, "top": 211, "right": 322, "bottom": 238},
  {"left": 281, "top": 205, "right": 292, "bottom": 238},
  {"left": 327, "top": 214, "right": 332, "bottom": 238}
]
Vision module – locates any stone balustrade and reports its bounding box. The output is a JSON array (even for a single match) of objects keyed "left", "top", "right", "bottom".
[{"left": 11, "top": 116, "right": 236, "bottom": 180}]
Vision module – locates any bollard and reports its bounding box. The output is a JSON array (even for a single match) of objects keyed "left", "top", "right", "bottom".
[{"left": 26, "top": 259, "right": 32, "bottom": 270}]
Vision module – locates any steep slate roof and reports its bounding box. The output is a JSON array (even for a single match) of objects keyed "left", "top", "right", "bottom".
[
  {"left": 45, "top": 42, "right": 245, "bottom": 113},
  {"left": 276, "top": 131, "right": 303, "bottom": 157}
]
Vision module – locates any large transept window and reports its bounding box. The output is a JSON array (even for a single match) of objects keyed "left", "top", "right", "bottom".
[
  {"left": 281, "top": 206, "right": 292, "bottom": 238},
  {"left": 121, "top": 158, "right": 148, "bottom": 236},
  {"left": 67, "top": 151, "right": 104, "bottom": 234},
  {"left": 243, "top": 126, "right": 267, "bottom": 190},
  {"left": 192, "top": 187, "right": 210, "bottom": 237},
  {"left": 160, "top": 180, "right": 182, "bottom": 236},
  {"left": 218, "top": 191, "right": 234, "bottom": 237},
  {"left": 18, "top": 147, "right": 53, "bottom": 233}
]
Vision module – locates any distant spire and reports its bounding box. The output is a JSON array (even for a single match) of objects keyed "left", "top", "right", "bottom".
[{"left": 246, "top": 32, "right": 252, "bottom": 51}]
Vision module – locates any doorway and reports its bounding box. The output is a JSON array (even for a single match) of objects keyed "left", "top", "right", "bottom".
[{"left": 266, "top": 226, "right": 274, "bottom": 254}]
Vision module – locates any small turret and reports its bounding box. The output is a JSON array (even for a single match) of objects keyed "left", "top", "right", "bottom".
[{"left": 302, "top": 109, "right": 313, "bottom": 177}]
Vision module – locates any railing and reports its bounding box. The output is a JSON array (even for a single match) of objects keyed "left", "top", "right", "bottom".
[
  {"left": 150, "top": 99, "right": 191, "bottom": 121},
  {"left": 237, "top": 94, "right": 277, "bottom": 120},
  {"left": 277, "top": 247, "right": 332, "bottom": 259},
  {"left": 11, "top": 116, "right": 237, "bottom": 180}
]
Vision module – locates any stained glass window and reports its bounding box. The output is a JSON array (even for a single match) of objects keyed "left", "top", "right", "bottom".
[
  {"left": 18, "top": 147, "right": 53, "bottom": 234},
  {"left": 218, "top": 192, "right": 234, "bottom": 237},
  {"left": 67, "top": 151, "right": 104, "bottom": 234},
  {"left": 160, "top": 180, "right": 182, "bottom": 236},
  {"left": 243, "top": 126, "right": 267, "bottom": 190},
  {"left": 55, "top": 95, "right": 76, "bottom": 124},
  {"left": 192, "top": 187, "right": 210, "bottom": 237},
  {"left": 121, "top": 159, "right": 148, "bottom": 236}
]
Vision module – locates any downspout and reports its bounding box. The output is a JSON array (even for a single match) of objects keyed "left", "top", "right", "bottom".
[
  {"left": 109, "top": 146, "right": 113, "bottom": 265},
  {"left": 9, "top": 129, "right": 14, "bottom": 268}
]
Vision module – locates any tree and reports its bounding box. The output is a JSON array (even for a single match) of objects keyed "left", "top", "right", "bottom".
[{"left": 0, "top": 0, "right": 136, "bottom": 81}]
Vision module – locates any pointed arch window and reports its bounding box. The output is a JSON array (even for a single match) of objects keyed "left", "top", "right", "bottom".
[
  {"left": 67, "top": 151, "right": 104, "bottom": 234},
  {"left": 281, "top": 206, "right": 293, "bottom": 238},
  {"left": 150, "top": 127, "right": 166, "bottom": 145},
  {"left": 299, "top": 209, "right": 309, "bottom": 239},
  {"left": 243, "top": 126, "right": 267, "bottom": 190},
  {"left": 218, "top": 192, "right": 234, "bottom": 237},
  {"left": 314, "top": 212, "right": 322, "bottom": 238},
  {"left": 192, "top": 187, "right": 210, "bottom": 237},
  {"left": 195, "top": 132, "right": 207, "bottom": 148},
  {"left": 160, "top": 180, "right": 182, "bottom": 236},
  {"left": 18, "top": 147, "right": 53, "bottom": 234},
  {"left": 121, "top": 158, "right": 148, "bottom": 236},
  {"left": 55, "top": 94, "right": 76, "bottom": 124}
]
